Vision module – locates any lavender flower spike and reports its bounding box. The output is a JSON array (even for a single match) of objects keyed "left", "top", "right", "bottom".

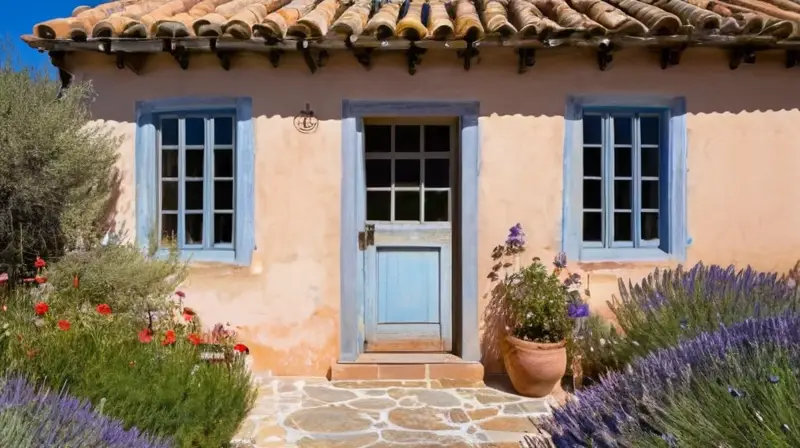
[
  {"left": 505, "top": 223, "right": 526, "bottom": 249},
  {"left": 568, "top": 303, "right": 589, "bottom": 318},
  {"left": 553, "top": 252, "right": 567, "bottom": 269}
]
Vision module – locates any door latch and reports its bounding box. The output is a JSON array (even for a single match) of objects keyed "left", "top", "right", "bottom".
[{"left": 358, "top": 224, "right": 375, "bottom": 250}]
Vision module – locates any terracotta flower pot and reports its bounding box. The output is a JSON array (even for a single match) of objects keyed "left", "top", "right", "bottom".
[{"left": 502, "top": 335, "right": 567, "bottom": 398}]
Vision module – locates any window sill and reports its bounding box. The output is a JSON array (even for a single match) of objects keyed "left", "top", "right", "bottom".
[
  {"left": 152, "top": 248, "right": 245, "bottom": 265},
  {"left": 578, "top": 247, "right": 677, "bottom": 263}
]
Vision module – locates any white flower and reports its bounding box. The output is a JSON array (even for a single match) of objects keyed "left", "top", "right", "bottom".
[
  {"left": 632, "top": 340, "right": 641, "bottom": 347},
  {"left": 590, "top": 346, "right": 594, "bottom": 352},
  {"left": 599, "top": 338, "right": 607, "bottom": 346}
]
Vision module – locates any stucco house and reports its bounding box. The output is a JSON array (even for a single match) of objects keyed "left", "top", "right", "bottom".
[{"left": 23, "top": 0, "right": 800, "bottom": 382}]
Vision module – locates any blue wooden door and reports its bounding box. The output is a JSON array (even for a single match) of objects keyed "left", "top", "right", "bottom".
[{"left": 360, "top": 120, "right": 455, "bottom": 352}]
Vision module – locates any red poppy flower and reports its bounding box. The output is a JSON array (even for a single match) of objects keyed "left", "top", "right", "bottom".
[
  {"left": 233, "top": 343, "right": 249, "bottom": 354},
  {"left": 34, "top": 302, "right": 49, "bottom": 315},
  {"left": 175, "top": 291, "right": 186, "bottom": 298},
  {"left": 73, "top": 275, "right": 79, "bottom": 289},
  {"left": 162, "top": 329, "right": 177, "bottom": 346},
  {"left": 138, "top": 328, "right": 153, "bottom": 344},
  {"left": 57, "top": 320, "right": 71, "bottom": 331},
  {"left": 182, "top": 307, "right": 196, "bottom": 322},
  {"left": 34, "top": 257, "right": 46, "bottom": 269},
  {"left": 187, "top": 333, "right": 202, "bottom": 345},
  {"left": 96, "top": 304, "right": 112, "bottom": 315},
  {"left": 34, "top": 276, "right": 46, "bottom": 284}
]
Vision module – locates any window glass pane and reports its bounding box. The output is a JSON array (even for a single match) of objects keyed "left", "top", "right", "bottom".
[
  {"left": 215, "top": 180, "right": 234, "bottom": 210},
  {"left": 642, "top": 180, "right": 659, "bottom": 210},
  {"left": 185, "top": 181, "right": 204, "bottom": 210},
  {"left": 583, "top": 212, "right": 602, "bottom": 242},
  {"left": 161, "top": 181, "right": 178, "bottom": 211},
  {"left": 424, "top": 191, "right": 449, "bottom": 222},
  {"left": 614, "top": 180, "right": 631, "bottom": 210},
  {"left": 185, "top": 118, "right": 205, "bottom": 146},
  {"left": 215, "top": 149, "right": 233, "bottom": 178},
  {"left": 395, "top": 160, "right": 421, "bottom": 187},
  {"left": 366, "top": 160, "right": 391, "bottom": 187},
  {"left": 364, "top": 125, "right": 391, "bottom": 152},
  {"left": 395, "top": 125, "right": 420, "bottom": 152},
  {"left": 641, "top": 116, "right": 660, "bottom": 145},
  {"left": 583, "top": 115, "right": 601, "bottom": 145},
  {"left": 614, "top": 146, "right": 631, "bottom": 177},
  {"left": 642, "top": 147, "right": 659, "bottom": 177},
  {"left": 425, "top": 159, "right": 450, "bottom": 188},
  {"left": 161, "top": 150, "right": 178, "bottom": 178},
  {"left": 583, "top": 179, "right": 602, "bottom": 210},
  {"left": 161, "top": 214, "right": 177, "bottom": 246},
  {"left": 424, "top": 125, "right": 450, "bottom": 152},
  {"left": 395, "top": 191, "right": 420, "bottom": 220},
  {"left": 583, "top": 147, "right": 601, "bottom": 177},
  {"left": 614, "top": 212, "right": 632, "bottom": 241},
  {"left": 366, "top": 191, "right": 390, "bottom": 221},
  {"left": 613, "top": 116, "right": 632, "bottom": 145},
  {"left": 642, "top": 212, "right": 659, "bottom": 241},
  {"left": 214, "top": 213, "right": 234, "bottom": 244},
  {"left": 161, "top": 119, "right": 178, "bottom": 146},
  {"left": 186, "top": 149, "right": 204, "bottom": 178},
  {"left": 214, "top": 117, "right": 233, "bottom": 145},
  {"left": 185, "top": 214, "right": 203, "bottom": 245}
]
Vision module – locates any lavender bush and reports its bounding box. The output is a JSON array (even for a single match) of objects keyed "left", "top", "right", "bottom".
[
  {"left": 543, "top": 316, "right": 800, "bottom": 447},
  {"left": 0, "top": 375, "right": 170, "bottom": 448}
]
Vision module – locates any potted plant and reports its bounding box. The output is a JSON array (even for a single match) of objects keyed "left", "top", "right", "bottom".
[{"left": 497, "top": 224, "right": 588, "bottom": 397}]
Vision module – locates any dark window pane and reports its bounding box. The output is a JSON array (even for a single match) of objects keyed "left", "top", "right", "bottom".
[
  {"left": 185, "top": 181, "right": 204, "bottom": 210},
  {"left": 424, "top": 125, "right": 451, "bottom": 152},
  {"left": 161, "top": 214, "right": 177, "bottom": 245},
  {"left": 642, "top": 212, "right": 659, "bottom": 241},
  {"left": 583, "top": 212, "right": 602, "bottom": 242},
  {"left": 642, "top": 147, "right": 659, "bottom": 177},
  {"left": 425, "top": 159, "right": 450, "bottom": 188},
  {"left": 583, "top": 115, "right": 601, "bottom": 145},
  {"left": 215, "top": 149, "right": 234, "bottom": 178},
  {"left": 214, "top": 213, "right": 234, "bottom": 244},
  {"left": 614, "top": 146, "right": 631, "bottom": 177},
  {"left": 366, "top": 160, "right": 391, "bottom": 187},
  {"left": 214, "top": 117, "right": 233, "bottom": 145},
  {"left": 185, "top": 118, "right": 205, "bottom": 146},
  {"left": 614, "top": 180, "right": 631, "bottom": 210},
  {"left": 395, "top": 160, "right": 421, "bottom": 187},
  {"left": 613, "top": 116, "right": 632, "bottom": 145},
  {"left": 161, "top": 119, "right": 178, "bottom": 146},
  {"left": 614, "top": 212, "right": 632, "bottom": 242},
  {"left": 215, "top": 180, "right": 234, "bottom": 210},
  {"left": 642, "top": 180, "right": 659, "bottom": 210},
  {"left": 161, "top": 149, "right": 178, "bottom": 178},
  {"left": 583, "top": 147, "right": 601, "bottom": 177},
  {"left": 364, "top": 125, "right": 391, "bottom": 152},
  {"left": 185, "top": 214, "right": 203, "bottom": 245},
  {"left": 424, "top": 191, "right": 449, "bottom": 222},
  {"left": 367, "top": 191, "right": 390, "bottom": 221},
  {"left": 641, "top": 116, "right": 660, "bottom": 145},
  {"left": 395, "top": 191, "right": 420, "bottom": 220},
  {"left": 583, "top": 179, "right": 602, "bottom": 210},
  {"left": 395, "top": 125, "right": 420, "bottom": 152},
  {"left": 161, "top": 181, "right": 178, "bottom": 211},
  {"left": 186, "top": 149, "right": 204, "bottom": 178}
]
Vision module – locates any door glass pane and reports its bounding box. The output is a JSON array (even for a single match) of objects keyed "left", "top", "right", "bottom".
[
  {"left": 214, "top": 117, "right": 233, "bottom": 145},
  {"left": 423, "top": 125, "right": 450, "bottom": 152},
  {"left": 424, "top": 159, "right": 449, "bottom": 188},
  {"left": 583, "top": 179, "right": 601, "bottom": 210},
  {"left": 185, "top": 118, "right": 205, "bottom": 146},
  {"left": 613, "top": 116, "right": 632, "bottom": 145},
  {"left": 186, "top": 149, "right": 204, "bottom": 178},
  {"left": 395, "top": 191, "right": 420, "bottom": 221},
  {"left": 642, "top": 147, "right": 659, "bottom": 177},
  {"left": 161, "top": 150, "right": 178, "bottom": 178},
  {"left": 214, "top": 213, "right": 234, "bottom": 244},
  {"left": 161, "top": 214, "right": 177, "bottom": 245},
  {"left": 583, "top": 115, "right": 601, "bottom": 145},
  {"left": 583, "top": 212, "right": 602, "bottom": 242},
  {"left": 367, "top": 191, "right": 390, "bottom": 221},
  {"left": 614, "top": 212, "right": 632, "bottom": 242},
  {"left": 395, "top": 160, "right": 421, "bottom": 187},
  {"left": 614, "top": 146, "right": 631, "bottom": 177},
  {"left": 161, "top": 181, "right": 178, "bottom": 211},
  {"left": 642, "top": 212, "right": 659, "bottom": 241},
  {"left": 583, "top": 147, "right": 601, "bottom": 177},
  {"left": 642, "top": 180, "right": 659, "bottom": 210},
  {"left": 366, "top": 160, "right": 391, "bottom": 187},
  {"left": 424, "top": 191, "right": 449, "bottom": 222},
  {"left": 215, "top": 149, "right": 233, "bottom": 177},
  {"left": 161, "top": 118, "right": 178, "bottom": 146},
  {"left": 185, "top": 181, "right": 204, "bottom": 210},
  {"left": 614, "top": 180, "right": 631, "bottom": 210},
  {"left": 185, "top": 214, "right": 203, "bottom": 245},
  {"left": 641, "top": 116, "right": 660, "bottom": 145},
  {"left": 395, "top": 125, "right": 420, "bottom": 152},
  {"left": 364, "top": 125, "right": 391, "bottom": 152},
  {"left": 215, "top": 180, "right": 234, "bottom": 210}
]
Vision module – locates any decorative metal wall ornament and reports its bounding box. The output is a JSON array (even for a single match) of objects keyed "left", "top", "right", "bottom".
[{"left": 294, "top": 103, "right": 318, "bottom": 134}]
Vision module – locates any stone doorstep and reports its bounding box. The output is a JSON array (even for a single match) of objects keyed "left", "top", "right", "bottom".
[{"left": 331, "top": 360, "right": 485, "bottom": 385}]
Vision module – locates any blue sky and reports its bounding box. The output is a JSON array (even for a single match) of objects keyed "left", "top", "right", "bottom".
[{"left": 3, "top": 1, "right": 88, "bottom": 74}]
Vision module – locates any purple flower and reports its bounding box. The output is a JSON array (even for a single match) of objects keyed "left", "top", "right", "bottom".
[
  {"left": 568, "top": 303, "right": 590, "bottom": 318},
  {"left": 769, "top": 375, "right": 780, "bottom": 384},
  {"left": 553, "top": 252, "right": 567, "bottom": 269},
  {"left": 505, "top": 223, "right": 526, "bottom": 248}
]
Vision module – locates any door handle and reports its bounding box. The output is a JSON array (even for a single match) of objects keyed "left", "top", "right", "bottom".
[{"left": 358, "top": 224, "right": 375, "bottom": 251}]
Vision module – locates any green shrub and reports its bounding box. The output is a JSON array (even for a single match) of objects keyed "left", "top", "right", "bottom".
[{"left": 567, "top": 314, "right": 629, "bottom": 383}]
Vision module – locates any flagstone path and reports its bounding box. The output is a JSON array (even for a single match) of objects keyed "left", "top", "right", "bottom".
[{"left": 231, "top": 376, "right": 555, "bottom": 448}]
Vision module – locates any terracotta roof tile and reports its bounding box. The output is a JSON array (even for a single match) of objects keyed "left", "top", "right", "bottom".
[{"left": 28, "top": 0, "right": 800, "bottom": 42}]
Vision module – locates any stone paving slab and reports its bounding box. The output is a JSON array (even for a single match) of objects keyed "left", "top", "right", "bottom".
[{"left": 232, "top": 376, "right": 555, "bottom": 448}]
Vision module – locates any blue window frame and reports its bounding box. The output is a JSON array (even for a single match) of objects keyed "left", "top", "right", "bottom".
[
  {"left": 135, "top": 98, "right": 254, "bottom": 265},
  {"left": 562, "top": 97, "right": 687, "bottom": 262}
]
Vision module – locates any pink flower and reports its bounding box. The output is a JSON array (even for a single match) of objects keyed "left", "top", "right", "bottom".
[{"left": 175, "top": 291, "right": 186, "bottom": 298}]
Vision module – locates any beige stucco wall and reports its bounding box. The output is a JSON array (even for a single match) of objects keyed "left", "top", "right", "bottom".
[{"left": 65, "top": 47, "right": 800, "bottom": 376}]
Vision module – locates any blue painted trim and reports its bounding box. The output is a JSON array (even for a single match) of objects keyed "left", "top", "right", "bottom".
[
  {"left": 562, "top": 96, "right": 687, "bottom": 263},
  {"left": 135, "top": 97, "right": 254, "bottom": 266},
  {"left": 339, "top": 100, "right": 481, "bottom": 363}
]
